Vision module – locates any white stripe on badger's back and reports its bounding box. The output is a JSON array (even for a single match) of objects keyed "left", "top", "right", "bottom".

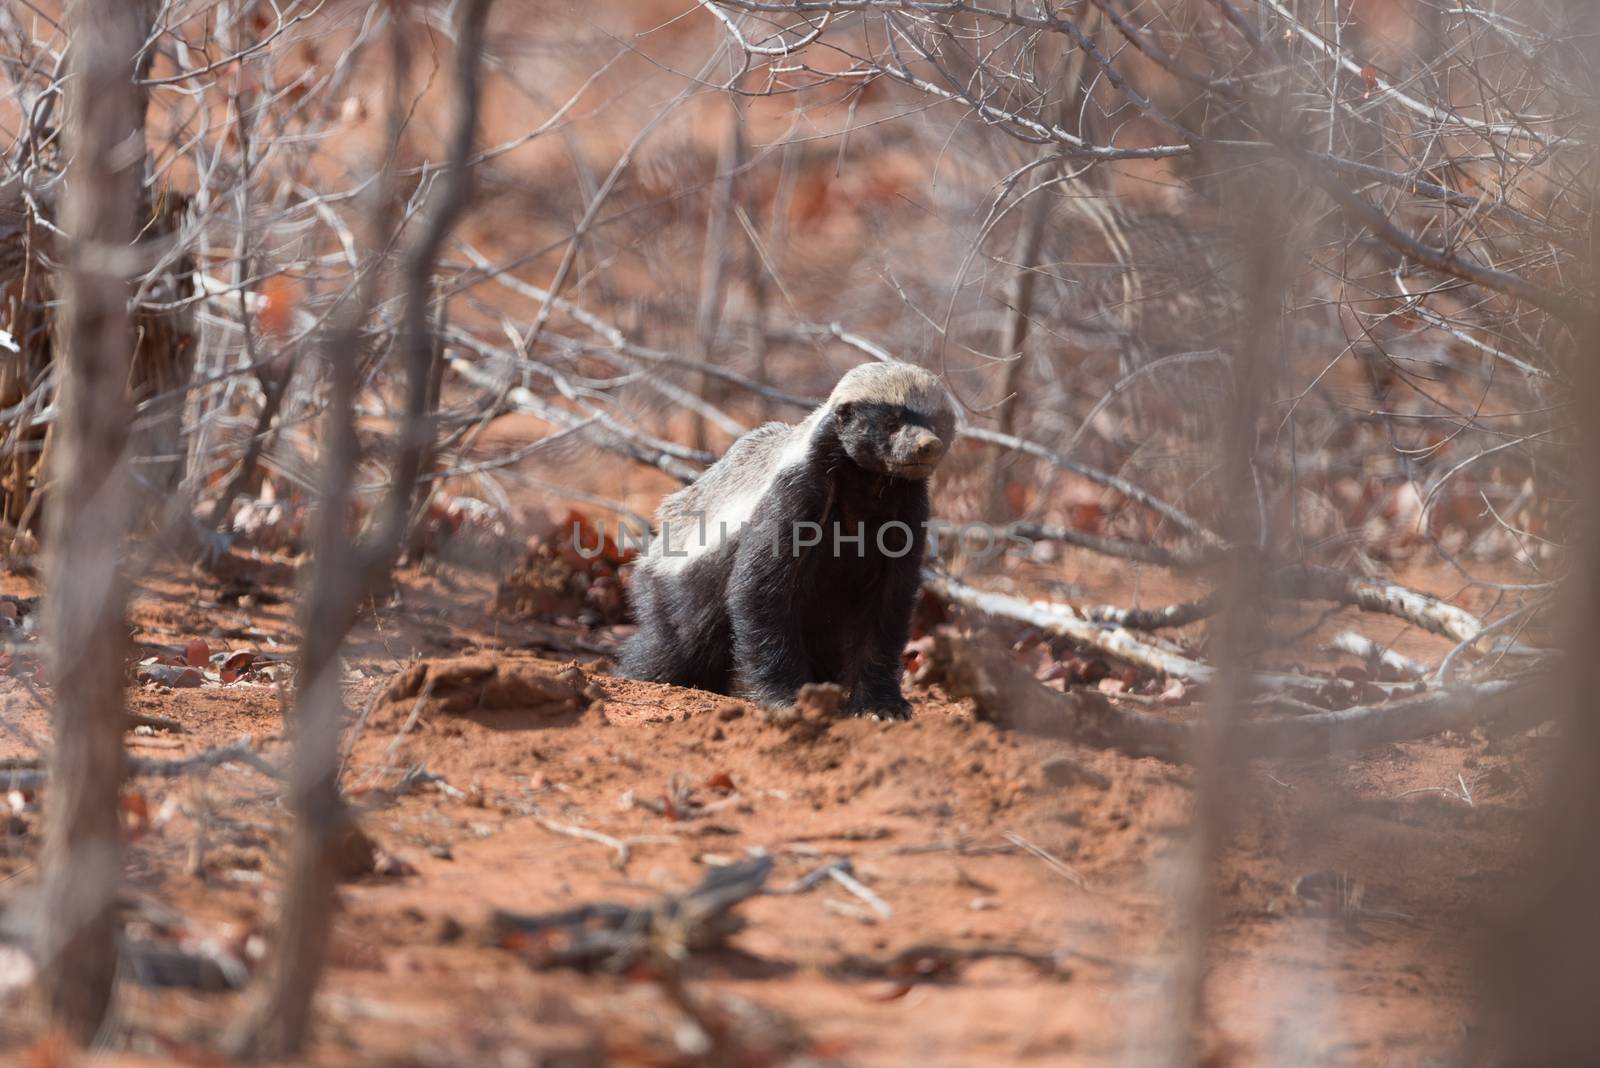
[{"left": 642, "top": 409, "right": 825, "bottom": 575}]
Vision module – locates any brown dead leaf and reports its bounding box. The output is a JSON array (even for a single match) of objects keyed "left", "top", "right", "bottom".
[
  {"left": 901, "top": 634, "right": 936, "bottom": 675},
  {"left": 560, "top": 508, "right": 635, "bottom": 570},
  {"left": 867, "top": 982, "right": 915, "bottom": 1002},
  {"left": 122, "top": 791, "right": 151, "bottom": 835},
  {"left": 1068, "top": 501, "right": 1104, "bottom": 533},
  {"left": 1004, "top": 480, "right": 1032, "bottom": 516},
  {"left": 256, "top": 275, "right": 300, "bottom": 339},
  {"left": 222, "top": 650, "right": 256, "bottom": 672}
]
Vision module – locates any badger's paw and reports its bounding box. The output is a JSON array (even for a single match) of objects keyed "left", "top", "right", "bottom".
[{"left": 853, "top": 696, "right": 912, "bottom": 722}]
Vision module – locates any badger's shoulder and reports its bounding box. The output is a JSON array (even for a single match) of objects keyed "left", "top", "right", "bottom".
[
  {"left": 643, "top": 415, "right": 823, "bottom": 573},
  {"left": 657, "top": 421, "right": 790, "bottom": 520}
]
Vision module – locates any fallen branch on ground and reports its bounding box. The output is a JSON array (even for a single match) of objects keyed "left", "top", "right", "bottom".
[
  {"left": 926, "top": 573, "right": 1399, "bottom": 698},
  {"left": 1329, "top": 631, "right": 1427, "bottom": 680},
  {"left": 1270, "top": 564, "right": 1486, "bottom": 645},
  {"left": 1069, "top": 563, "right": 1495, "bottom": 644},
  {"left": 827, "top": 941, "right": 1067, "bottom": 983},
  {"left": 0, "top": 737, "right": 278, "bottom": 791},
  {"left": 126, "top": 711, "right": 185, "bottom": 733},
  {"left": 1079, "top": 593, "right": 1220, "bottom": 630},
  {"left": 490, "top": 855, "right": 774, "bottom": 971},
  {"left": 530, "top": 812, "right": 676, "bottom": 870},
  {"left": 927, "top": 561, "right": 1544, "bottom": 688},
  {"left": 926, "top": 633, "right": 1536, "bottom": 762},
  {"left": 1004, "top": 831, "right": 1089, "bottom": 890}
]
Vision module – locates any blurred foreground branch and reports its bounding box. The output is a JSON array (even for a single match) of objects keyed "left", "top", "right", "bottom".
[
  {"left": 33, "top": 0, "right": 152, "bottom": 1042},
  {"left": 227, "top": 1, "right": 495, "bottom": 1058}
]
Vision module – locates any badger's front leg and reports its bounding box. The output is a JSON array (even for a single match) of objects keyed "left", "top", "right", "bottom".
[
  {"left": 845, "top": 543, "right": 924, "bottom": 720},
  {"left": 728, "top": 514, "right": 816, "bottom": 708}
]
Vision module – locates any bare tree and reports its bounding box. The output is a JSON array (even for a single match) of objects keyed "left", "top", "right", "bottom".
[
  {"left": 1482, "top": 9, "right": 1600, "bottom": 1056},
  {"left": 33, "top": 0, "right": 154, "bottom": 1042},
  {"left": 226, "top": 0, "right": 495, "bottom": 1056},
  {"left": 1483, "top": 285, "right": 1600, "bottom": 1062}
]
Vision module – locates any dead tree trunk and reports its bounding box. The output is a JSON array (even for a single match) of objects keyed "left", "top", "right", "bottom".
[
  {"left": 225, "top": 2, "right": 494, "bottom": 1056},
  {"left": 1150, "top": 161, "right": 1295, "bottom": 1066},
  {"left": 1483, "top": 17, "right": 1600, "bottom": 1051},
  {"left": 35, "top": 0, "right": 152, "bottom": 1041}
]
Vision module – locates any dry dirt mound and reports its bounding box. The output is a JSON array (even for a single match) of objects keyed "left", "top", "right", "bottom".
[{"left": 382, "top": 656, "right": 601, "bottom": 719}]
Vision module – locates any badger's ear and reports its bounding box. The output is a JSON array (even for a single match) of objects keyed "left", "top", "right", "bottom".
[{"left": 833, "top": 400, "right": 854, "bottom": 425}]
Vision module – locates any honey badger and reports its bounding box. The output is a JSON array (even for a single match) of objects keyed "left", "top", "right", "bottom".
[{"left": 619, "top": 362, "right": 956, "bottom": 718}]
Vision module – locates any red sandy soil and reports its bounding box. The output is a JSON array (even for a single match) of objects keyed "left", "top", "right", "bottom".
[{"left": 0, "top": 549, "right": 1540, "bottom": 1068}]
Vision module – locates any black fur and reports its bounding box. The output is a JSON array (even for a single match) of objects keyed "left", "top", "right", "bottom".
[{"left": 619, "top": 399, "right": 944, "bottom": 718}]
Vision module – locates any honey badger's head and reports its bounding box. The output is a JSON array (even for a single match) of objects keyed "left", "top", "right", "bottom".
[{"left": 825, "top": 363, "right": 957, "bottom": 481}]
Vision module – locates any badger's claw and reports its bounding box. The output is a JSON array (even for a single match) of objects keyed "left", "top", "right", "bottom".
[{"left": 857, "top": 699, "right": 913, "bottom": 722}]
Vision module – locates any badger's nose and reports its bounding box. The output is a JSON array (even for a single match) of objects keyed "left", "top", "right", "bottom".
[{"left": 910, "top": 431, "right": 946, "bottom": 463}]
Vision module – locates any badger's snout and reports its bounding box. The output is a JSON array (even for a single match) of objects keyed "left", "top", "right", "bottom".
[
  {"left": 887, "top": 426, "right": 946, "bottom": 478},
  {"left": 908, "top": 429, "right": 946, "bottom": 463}
]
